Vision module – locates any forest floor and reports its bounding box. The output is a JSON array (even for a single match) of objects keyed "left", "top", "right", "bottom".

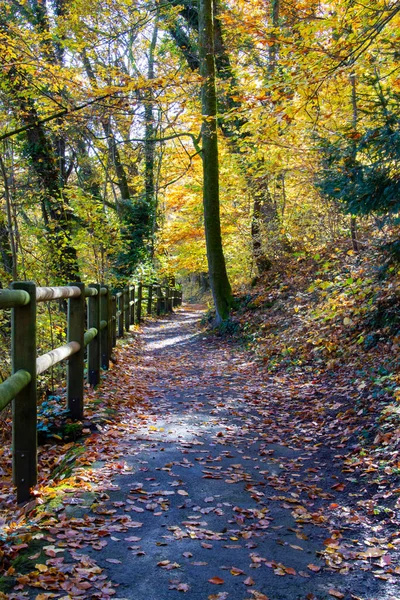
[{"left": 0, "top": 298, "right": 399, "bottom": 600}]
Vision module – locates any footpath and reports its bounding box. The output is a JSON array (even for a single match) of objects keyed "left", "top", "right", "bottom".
[{"left": 3, "top": 307, "right": 399, "bottom": 600}]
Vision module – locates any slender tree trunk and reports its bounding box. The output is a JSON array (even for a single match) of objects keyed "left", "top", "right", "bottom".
[
  {"left": 198, "top": 0, "right": 232, "bottom": 323},
  {"left": 144, "top": 16, "right": 159, "bottom": 258},
  {"left": 82, "top": 52, "right": 132, "bottom": 205},
  {"left": 350, "top": 73, "right": 359, "bottom": 253},
  {"left": 0, "top": 154, "right": 17, "bottom": 278},
  {"left": 0, "top": 16, "right": 80, "bottom": 282}
]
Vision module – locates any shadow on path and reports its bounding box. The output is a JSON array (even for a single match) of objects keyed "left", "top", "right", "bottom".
[
  {"left": 75, "top": 307, "right": 398, "bottom": 600},
  {"left": 11, "top": 306, "right": 398, "bottom": 600}
]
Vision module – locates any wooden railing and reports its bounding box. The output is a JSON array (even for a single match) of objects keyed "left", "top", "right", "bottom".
[{"left": 0, "top": 280, "right": 182, "bottom": 503}]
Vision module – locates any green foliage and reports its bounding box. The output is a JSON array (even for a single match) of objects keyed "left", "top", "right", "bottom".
[
  {"left": 113, "top": 198, "right": 155, "bottom": 279},
  {"left": 316, "top": 108, "right": 400, "bottom": 219}
]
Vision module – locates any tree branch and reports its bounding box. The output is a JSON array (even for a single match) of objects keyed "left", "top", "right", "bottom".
[{"left": 0, "top": 93, "right": 116, "bottom": 142}]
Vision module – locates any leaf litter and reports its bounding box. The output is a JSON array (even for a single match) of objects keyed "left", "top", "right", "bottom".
[{"left": 0, "top": 306, "right": 399, "bottom": 599}]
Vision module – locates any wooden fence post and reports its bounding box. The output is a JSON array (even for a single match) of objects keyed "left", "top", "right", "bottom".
[
  {"left": 117, "top": 292, "right": 123, "bottom": 337},
  {"left": 67, "top": 282, "right": 85, "bottom": 420},
  {"left": 11, "top": 281, "right": 37, "bottom": 503},
  {"left": 156, "top": 285, "right": 162, "bottom": 316},
  {"left": 165, "top": 287, "right": 170, "bottom": 312},
  {"left": 88, "top": 284, "right": 100, "bottom": 386},
  {"left": 124, "top": 287, "right": 130, "bottom": 331},
  {"left": 130, "top": 286, "right": 135, "bottom": 325},
  {"left": 137, "top": 282, "right": 142, "bottom": 324},
  {"left": 100, "top": 285, "right": 109, "bottom": 370},
  {"left": 147, "top": 284, "right": 153, "bottom": 315},
  {"left": 111, "top": 294, "right": 117, "bottom": 348}
]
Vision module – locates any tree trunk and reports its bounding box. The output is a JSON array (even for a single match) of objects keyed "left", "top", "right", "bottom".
[
  {"left": 198, "top": 0, "right": 232, "bottom": 323},
  {"left": 0, "top": 153, "right": 17, "bottom": 278},
  {"left": 350, "top": 73, "right": 359, "bottom": 253},
  {"left": 0, "top": 17, "right": 80, "bottom": 282},
  {"left": 144, "top": 17, "right": 159, "bottom": 257}
]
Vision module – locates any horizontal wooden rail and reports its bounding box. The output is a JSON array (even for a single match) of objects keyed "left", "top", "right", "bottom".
[
  {"left": 0, "top": 278, "right": 182, "bottom": 503},
  {"left": 84, "top": 328, "right": 98, "bottom": 347},
  {"left": 0, "top": 289, "right": 30, "bottom": 308},
  {"left": 0, "top": 370, "right": 31, "bottom": 411},
  {"left": 36, "top": 342, "right": 80, "bottom": 376},
  {"left": 36, "top": 286, "right": 81, "bottom": 302}
]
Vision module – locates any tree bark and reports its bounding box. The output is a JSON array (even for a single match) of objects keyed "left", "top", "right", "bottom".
[
  {"left": 350, "top": 73, "right": 359, "bottom": 253},
  {"left": 0, "top": 153, "right": 17, "bottom": 278},
  {"left": 198, "top": 0, "right": 232, "bottom": 323},
  {"left": 144, "top": 16, "right": 159, "bottom": 257}
]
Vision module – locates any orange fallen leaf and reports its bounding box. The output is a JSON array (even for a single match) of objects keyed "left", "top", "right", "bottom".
[
  {"left": 307, "top": 564, "right": 321, "bottom": 572},
  {"left": 331, "top": 483, "right": 345, "bottom": 492},
  {"left": 208, "top": 576, "right": 225, "bottom": 585}
]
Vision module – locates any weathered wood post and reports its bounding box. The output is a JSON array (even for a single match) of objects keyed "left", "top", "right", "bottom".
[
  {"left": 100, "top": 286, "right": 110, "bottom": 370},
  {"left": 156, "top": 285, "right": 162, "bottom": 316},
  {"left": 137, "top": 282, "right": 142, "bottom": 324},
  {"left": 88, "top": 284, "right": 101, "bottom": 386},
  {"left": 11, "top": 281, "right": 36, "bottom": 503},
  {"left": 147, "top": 284, "right": 153, "bottom": 315},
  {"left": 117, "top": 292, "right": 123, "bottom": 337},
  {"left": 130, "top": 286, "right": 135, "bottom": 325},
  {"left": 164, "top": 286, "right": 168, "bottom": 313},
  {"left": 108, "top": 290, "right": 117, "bottom": 352},
  {"left": 67, "top": 282, "right": 85, "bottom": 421},
  {"left": 124, "top": 287, "right": 130, "bottom": 331}
]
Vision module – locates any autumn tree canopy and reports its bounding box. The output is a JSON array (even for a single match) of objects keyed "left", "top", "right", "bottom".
[{"left": 0, "top": 0, "right": 398, "bottom": 300}]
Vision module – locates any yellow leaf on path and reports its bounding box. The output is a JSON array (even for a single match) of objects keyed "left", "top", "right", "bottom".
[
  {"left": 359, "top": 548, "right": 386, "bottom": 558},
  {"left": 35, "top": 564, "right": 48, "bottom": 573},
  {"left": 230, "top": 567, "right": 244, "bottom": 576}
]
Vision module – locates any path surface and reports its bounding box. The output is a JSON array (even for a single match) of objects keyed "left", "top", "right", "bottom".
[{"left": 15, "top": 307, "right": 399, "bottom": 600}]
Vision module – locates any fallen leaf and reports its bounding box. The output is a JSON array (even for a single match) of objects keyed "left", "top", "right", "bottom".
[
  {"left": 230, "top": 567, "right": 244, "bottom": 576},
  {"left": 105, "top": 558, "right": 122, "bottom": 564},
  {"left": 358, "top": 548, "right": 386, "bottom": 559},
  {"left": 209, "top": 577, "right": 225, "bottom": 585},
  {"left": 328, "top": 590, "right": 345, "bottom": 599}
]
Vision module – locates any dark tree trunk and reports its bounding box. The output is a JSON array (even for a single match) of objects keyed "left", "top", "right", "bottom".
[
  {"left": 350, "top": 73, "right": 360, "bottom": 253},
  {"left": 198, "top": 0, "right": 232, "bottom": 323},
  {"left": 0, "top": 13, "right": 80, "bottom": 282}
]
